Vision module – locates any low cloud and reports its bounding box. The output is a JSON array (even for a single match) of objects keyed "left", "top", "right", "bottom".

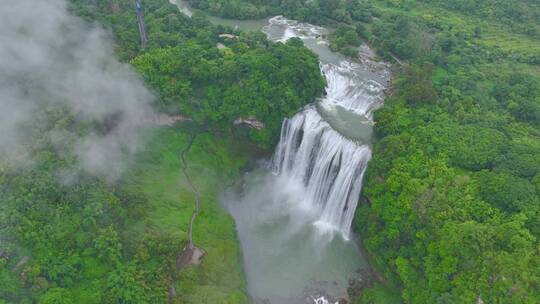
[{"left": 0, "top": 0, "right": 154, "bottom": 180}]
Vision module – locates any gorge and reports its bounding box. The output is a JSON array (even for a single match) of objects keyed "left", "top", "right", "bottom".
[{"left": 167, "top": 3, "right": 390, "bottom": 301}]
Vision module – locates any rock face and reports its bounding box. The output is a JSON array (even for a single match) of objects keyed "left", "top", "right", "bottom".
[
  {"left": 111, "top": 2, "right": 120, "bottom": 13},
  {"left": 477, "top": 296, "right": 485, "bottom": 304},
  {"left": 169, "top": 284, "right": 177, "bottom": 298},
  {"left": 234, "top": 117, "right": 265, "bottom": 130},
  {"left": 347, "top": 269, "right": 381, "bottom": 298},
  {"left": 347, "top": 268, "right": 379, "bottom": 298}
]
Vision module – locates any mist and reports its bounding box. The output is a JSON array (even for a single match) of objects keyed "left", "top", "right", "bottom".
[{"left": 0, "top": 0, "right": 154, "bottom": 180}]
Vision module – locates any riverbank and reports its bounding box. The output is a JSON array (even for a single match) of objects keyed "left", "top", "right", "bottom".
[{"left": 123, "top": 124, "right": 259, "bottom": 303}]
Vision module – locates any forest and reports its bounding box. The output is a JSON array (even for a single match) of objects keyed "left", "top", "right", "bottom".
[
  {"left": 2, "top": 0, "right": 539, "bottom": 303},
  {"left": 73, "top": 0, "right": 325, "bottom": 146},
  {"left": 178, "top": 0, "right": 540, "bottom": 302},
  {"left": 354, "top": 1, "right": 539, "bottom": 303},
  {"left": 0, "top": 0, "right": 324, "bottom": 303}
]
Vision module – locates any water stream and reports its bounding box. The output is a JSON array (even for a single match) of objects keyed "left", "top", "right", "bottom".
[{"left": 169, "top": 3, "right": 390, "bottom": 303}]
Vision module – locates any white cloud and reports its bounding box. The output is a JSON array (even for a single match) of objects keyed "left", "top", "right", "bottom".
[{"left": 0, "top": 0, "right": 155, "bottom": 180}]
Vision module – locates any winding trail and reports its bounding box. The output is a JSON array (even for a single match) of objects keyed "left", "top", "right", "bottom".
[
  {"left": 181, "top": 133, "right": 199, "bottom": 249},
  {"left": 176, "top": 132, "right": 205, "bottom": 269}
]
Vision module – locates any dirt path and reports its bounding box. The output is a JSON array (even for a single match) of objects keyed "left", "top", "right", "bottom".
[
  {"left": 176, "top": 132, "right": 205, "bottom": 269},
  {"left": 181, "top": 133, "right": 199, "bottom": 249}
]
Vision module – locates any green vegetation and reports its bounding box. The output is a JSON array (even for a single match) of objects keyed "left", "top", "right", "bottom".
[
  {"left": 70, "top": 0, "right": 325, "bottom": 147},
  {"left": 329, "top": 25, "right": 361, "bottom": 57},
  {"left": 187, "top": 0, "right": 279, "bottom": 19},
  {"left": 0, "top": 114, "right": 252, "bottom": 303},
  {"left": 124, "top": 126, "right": 253, "bottom": 303},
  {"left": 131, "top": 38, "right": 325, "bottom": 145},
  {"left": 3, "top": 0, "right": 539, "bottom": 303},
  {"left": 1, "top": 0, "right": 325, "bottom": 302},
  {"left": 351, "top": 1, "right": 540, "bottom": 303},
  {"left": 357, "top": 282, "right": 402, "bottom": 304},
  {"left": 184, "top": 0, "right": 540, "bottom": 301}
]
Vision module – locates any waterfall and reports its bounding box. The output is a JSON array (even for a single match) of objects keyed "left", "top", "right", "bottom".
[
  {"left": 321, "top": 62, "right": 384, "bottom": 119},
  {"left": 164, "top": 4, "right": 392, "bottom": 301},
  {"left": 264, "top": 16, "right": 390, "bottom": 240},
  {"left": 271, "top": 107, "right": 371, "bottom": 238}
]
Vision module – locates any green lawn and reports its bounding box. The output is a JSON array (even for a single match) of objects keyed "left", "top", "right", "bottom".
[{"left": 124, "top": 124, "right": 255, "bottom": 303}]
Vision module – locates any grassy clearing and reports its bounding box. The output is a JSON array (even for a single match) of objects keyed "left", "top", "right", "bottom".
[
  {"left": 480, "top": 28, "right": 540, "bottom": 56},
  {"left": 372, "top": 0, "right": 540, "bottom": 61},
  {"left": 124, "top": 124, "right": 255, "bottom": 303}
]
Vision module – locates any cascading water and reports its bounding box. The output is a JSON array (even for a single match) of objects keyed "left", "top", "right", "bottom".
[
  {"left": 169, "top": 2, "right": 391, "bottom": 302},
  {"left": 271, "top": 108, "right": 371, "bottom": 238},
  {"left": 220, "top": 16, "right": 390, "bottom": 303},
  {"left": 266, "top": 16, "right": 389, "bottom": 240},
  {"left": 320, "top": 62, "right": 385, "bottom": 119}
]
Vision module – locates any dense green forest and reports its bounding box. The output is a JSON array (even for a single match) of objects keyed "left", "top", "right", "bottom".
[
  {"left": 353, "top": 1, "right": 539, "bottom": 303},
  {"left": 132, "top": 38, "right": 325, "bottom": 144},
  {"left": 179, "top": 0, "right": 540, "bottom": 302},
  {"left": 0, "top": 117, "right": 252, "bottom": 303},
  {"left": 72, "top": 0, "right": 325, "bottom": 146},
  {"left": 185, "top": 0, "right": 539, "bottom": 60},
  {"left": 3, "top": 0, "right": 540, "bottom": 303},
  {"left": 0, "top": 0, "right": 324, "bottom": 303}
]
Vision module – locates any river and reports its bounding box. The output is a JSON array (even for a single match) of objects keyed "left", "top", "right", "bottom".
[{"left": 168, "top": 2, "right": 390, "bottom": 303}]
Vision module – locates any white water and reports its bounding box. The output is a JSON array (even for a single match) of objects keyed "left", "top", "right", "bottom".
[
  {"left": 167, "top": 3, "right": 390, "bottom": 302},
  {"left": 321, "top": 62, "right": 385, "bottom": 119},
  {"left": 265, "top": 16, "right": 388, "bottom": 240},
  {"left": 224, "top": 16, "right": 389, "bottom": 303},
  {"left": 239, "top": 15, "right": 389, "bottom": 303},
  {"left": 271, "top": 108, "right": 371, "bottom": 239}
]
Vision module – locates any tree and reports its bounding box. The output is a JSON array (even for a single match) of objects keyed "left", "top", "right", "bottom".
[
  {"left": 106, "top": 263, "right": 148, "bottom": 304},
  {"left": 475, "top": 170, "right": 539, "bottom": 212},
  {"left": 39, "top": 288, "right": 75, "bottom": 304},
  {"left": 400, "top": 65, "right": 438, "bottom": 104}
]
